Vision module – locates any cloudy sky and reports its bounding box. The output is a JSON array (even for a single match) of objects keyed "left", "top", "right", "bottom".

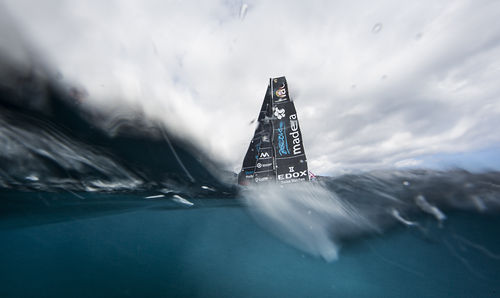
[{"left": 3, "top": 0, "right": 500, "bottom": 174}]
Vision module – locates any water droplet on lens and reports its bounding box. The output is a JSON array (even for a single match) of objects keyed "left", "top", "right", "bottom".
[
  {"left": 239, "top": 3, "right": 248, "bottom": 20},
  {"left": 372, "top": 23, "right": 383, "bottom": 34}
]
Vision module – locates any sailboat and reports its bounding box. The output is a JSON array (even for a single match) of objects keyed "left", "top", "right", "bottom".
[{"left": 238, "top": 76, "right": 309, "bottom": 185}]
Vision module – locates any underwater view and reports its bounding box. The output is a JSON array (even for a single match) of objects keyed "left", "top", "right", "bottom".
[{"left": 1, "top": 0, "right": 500, "bottom": 297}]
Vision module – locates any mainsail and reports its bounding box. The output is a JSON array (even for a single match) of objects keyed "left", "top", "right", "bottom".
[{"left": 238, "top": 77, "right": 309, "bottom": 185}]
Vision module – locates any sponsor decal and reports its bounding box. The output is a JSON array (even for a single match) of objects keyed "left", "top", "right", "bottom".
[
  {"left": 257, "top": 162, "right": 273, "bottom": 169},
  {"left": 277, "top": 170, "right": 308, "bottom": 180},
  {"left": 244, "top": 170, "right": 254, "bottom": 179},
  {"left": 259, "top": 151, "right": 270, "bottom": 158},
  {"left": 273, "top": 106, "right": 285, "bottom": 119},
  {"left": 255, "top": 176, "right": 271, "bottom": 183},
  {"left": 275, "top": 82, "right": 287, "bottom": 99},
  {"left": 277, "top": 121, "right": 290, "bottom": 156},
  {"left": 289, "top": 114, "right": 302, "bottom": 155}
]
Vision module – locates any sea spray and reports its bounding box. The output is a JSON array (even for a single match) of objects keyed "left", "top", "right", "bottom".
[
  {"left": 241, "top": 182, "right": 379, "bottom": 262},
  {"left": 239, "top": 170, "right": 500, "bottom": 262}
]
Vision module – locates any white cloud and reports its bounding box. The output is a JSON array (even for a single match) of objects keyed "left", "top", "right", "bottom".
[{"left": 3, "top": 0, "right": 500, "bottom": 174}]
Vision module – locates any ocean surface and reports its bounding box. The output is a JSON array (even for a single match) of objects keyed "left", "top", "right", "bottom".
[{"left": 1, "top": 61, "right": 500, "bottom": 297}]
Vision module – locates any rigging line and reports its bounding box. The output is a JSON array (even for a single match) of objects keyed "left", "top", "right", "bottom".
[{"left": 160, "top": 128, "right": 195, "bottom": 183}]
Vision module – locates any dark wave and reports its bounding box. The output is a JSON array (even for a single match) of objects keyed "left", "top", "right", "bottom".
[{"left": 0, "top": 60, "right": 236, "bottom": 197}]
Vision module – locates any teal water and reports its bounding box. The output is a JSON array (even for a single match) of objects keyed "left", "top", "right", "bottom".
[{"left": 1, "top": 193, "right": 499, "bottom": 297}]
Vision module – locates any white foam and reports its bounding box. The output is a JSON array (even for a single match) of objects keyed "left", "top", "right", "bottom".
[
  {"left": 25, "top": 175, "right": 39, "bottom": 181},
  {"left": 415, "top": 195, "right": 447, "bottom": 223},
  {"left": 201, "top": 185, "right": 216, "bottom": 191},
  {"left": 172, "top": 194, "right": 194, "bottom": 206},
  {"left": 391, "top": 208, "right": 418, "bottom": 226},
  {"left": 145, "top": 194, "right": 165, "bottom": 199}
]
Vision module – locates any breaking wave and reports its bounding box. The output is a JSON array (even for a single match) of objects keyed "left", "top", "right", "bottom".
[{"left": 0, "top": 60, "right": 236, "bottom": 198}]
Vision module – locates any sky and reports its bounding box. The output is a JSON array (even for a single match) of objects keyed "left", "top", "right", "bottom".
[{"left": 2, "top": 0, "right": 500, "bottom": 175}]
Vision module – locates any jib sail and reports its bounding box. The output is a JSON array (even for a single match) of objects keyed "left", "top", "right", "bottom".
[
  {"left": 238, "top": 76, "right": 309, "bottom": 185},
  {"left": 238, "top": 85, "right": 273, "bottom": 185}
]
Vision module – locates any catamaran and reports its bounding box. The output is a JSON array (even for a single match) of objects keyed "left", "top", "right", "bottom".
[{"left": 238, "top": 76, "right": 309, "bottom": 185}]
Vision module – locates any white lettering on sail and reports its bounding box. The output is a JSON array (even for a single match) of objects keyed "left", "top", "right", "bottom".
[
  {"left": 255, "top": 176, "right": 271, "bottom": 183},
  {"left": 257, "top": 162, "right": 273, "bottom": 168},
  {"left": 277, "top": 170, "right": 308, "bottom": 180},
  {"left": 260, "top": 152, "right": 270, "bottom": 158},
  {"left": 289, "top": 114, "right": 302, "bottom": 155}
]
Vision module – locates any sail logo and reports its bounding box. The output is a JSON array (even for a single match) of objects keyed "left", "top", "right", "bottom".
[
  {"left": 275, "top": 83, "right": 288, "bottom": 102},
  {"left": 260, "top": 152, "right": 270, "bottom": 158},
  {"left": 257, "top": 162, "right": 272, "bottom": 168},
  {"left": 277, "top": 170, "right": 307, "bottom": 181},
  {"left": 289, "top": 114, "right": 302, "bottom": 155},
  {"left": 277, "top": 121, "right": 290, "bottom": 156},
  {"left": 273, "top": 107, "right": 285, "bottom": 119},
  {"left": 276, "top": 83, "right": 287, "bottom": 98}
]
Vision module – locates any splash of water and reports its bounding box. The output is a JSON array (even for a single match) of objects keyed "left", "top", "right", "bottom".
[
  {"left": 241, "top": 182, "right": 380, "bottom": 262},
  {"left": 415, "top": 194, "right": 447, "bottom": 225},
  {"left": 239, "top": 170, "right": 500, "bottom": 261}
]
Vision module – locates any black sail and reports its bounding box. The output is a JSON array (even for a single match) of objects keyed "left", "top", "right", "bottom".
[
  {"left": 238, "top": 77, "right": 308, "bottom": 185},
  {"left": 270, "top": 77, "right": 309, "bottom": 184},
  {"left": 253, "top": 117, "right": 275, "bottom": 183},
  {"left": 238, "top": 85, "right": 273, "bottom": 185}
]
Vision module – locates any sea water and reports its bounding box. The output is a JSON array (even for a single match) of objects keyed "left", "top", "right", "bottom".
[{"left": 1, "top": 190, "right": 499, "bottom": 297}]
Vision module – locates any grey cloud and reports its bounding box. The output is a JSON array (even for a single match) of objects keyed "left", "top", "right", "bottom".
[{"left": 3, "top": 0, "right": 500, "bottom": 174}]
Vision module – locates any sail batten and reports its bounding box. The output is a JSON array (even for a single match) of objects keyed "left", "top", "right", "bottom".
[{"left": 238, "top": 76, "right": 309, "bottom": 185}]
